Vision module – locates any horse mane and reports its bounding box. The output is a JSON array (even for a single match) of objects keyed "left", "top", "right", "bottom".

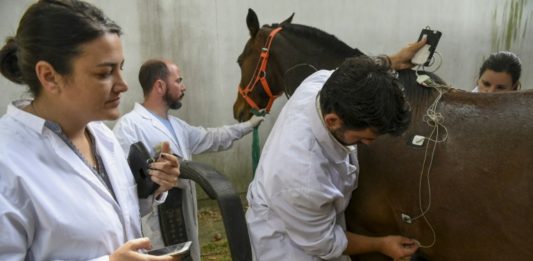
[
  {"left": 266, "top": 22, "right": 450, "bottom": 119},
  {"left": 268, "top": 23, "right": 363, "bottom": 57},
  {"left": 397, "top": 69, "right": 450, "bottom": 118}
]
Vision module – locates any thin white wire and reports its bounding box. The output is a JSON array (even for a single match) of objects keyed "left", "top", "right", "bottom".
[{"left": 406, "top": 80, "right": 449, "bottom": 248}]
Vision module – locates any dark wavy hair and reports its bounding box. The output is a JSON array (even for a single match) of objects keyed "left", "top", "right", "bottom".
[
  {"left": 0, "top": 0, "right": 122, "bottom": 97},
  {"left": 320, "top": 56, "right": 411, "bottom": 136}
]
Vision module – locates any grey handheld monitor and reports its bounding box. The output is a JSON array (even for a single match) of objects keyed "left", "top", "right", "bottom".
[{"left": 147, "top": 241, "right": 192, "bottom": 257}]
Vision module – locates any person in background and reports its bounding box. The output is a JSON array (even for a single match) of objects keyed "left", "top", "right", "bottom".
[
  {"left": 245, "top": 40, "right": 427, "bottom": 260},
  {"left": 0, "top": 0, "right": 180, "bottom": 260},
  {"left": 472, "top": 51, "right": 522, "bottom": 93},
  {"left": 113, "top": 58, "right": 264, "bottom": 260}
]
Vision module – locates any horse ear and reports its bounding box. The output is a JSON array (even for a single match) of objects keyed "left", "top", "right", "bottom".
[
  {"left": 281, "top": 12, "right": 295, "bottom": 25},
  {"left": 246, "top": 8, "right": 260, "bottom": 38}
]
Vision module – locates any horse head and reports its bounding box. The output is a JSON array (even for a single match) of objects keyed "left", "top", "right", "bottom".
[
  {"left": 233, "top": 9, "right": 293, "bottom": 122},
  {"left": 233, "top": 9, "right": 363, "bottom": 122}
]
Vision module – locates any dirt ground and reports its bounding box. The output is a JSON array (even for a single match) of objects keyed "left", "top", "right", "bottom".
[{"left": 198, "top": 200, "right": 233, "bottom": 261}]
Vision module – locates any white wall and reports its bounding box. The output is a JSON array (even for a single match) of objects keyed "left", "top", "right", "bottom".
[{"left": 1, "top": 0, "right": 532, "bottom": 195}]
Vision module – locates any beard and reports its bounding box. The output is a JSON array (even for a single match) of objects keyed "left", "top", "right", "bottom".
[
  {"left": 164, "top": 90, "right": 183, "bottom": 110},
  {"left": 331, "top": 126, "right": 351, "bottom": 146}
]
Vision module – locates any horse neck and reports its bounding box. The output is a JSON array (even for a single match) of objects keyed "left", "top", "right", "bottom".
[
  {"left": 269, "top": 27, "right": 361, "bottom": 96},
  {"left": 276, "top": 30, "right": 358, "bottom": 67},
  {"left": 397, "top": 70, "right": 444, "bottom": 121}
]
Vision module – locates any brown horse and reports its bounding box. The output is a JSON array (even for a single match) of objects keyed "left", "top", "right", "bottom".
[{"left": 234, "top": 9, "right": 533, "bottom": 260}]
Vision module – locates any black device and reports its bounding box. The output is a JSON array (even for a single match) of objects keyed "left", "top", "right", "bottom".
[
  {"left": 128, "top": 143, "right": 254, "bottom": 260},
  {"left": 411, "top": 27, "right": 442, "bottom": 66},
  {"left": 127, "top": 142, "right": 159, "bottom": 198},
  {"left": 158, "top": 187, "right": 189, "bottom": 245},
  {"left": 127, "top": 142, "right": 189, "bottom": 246},
  {"left": 147, "top": 241, "right": 192, "bottom": 257}
]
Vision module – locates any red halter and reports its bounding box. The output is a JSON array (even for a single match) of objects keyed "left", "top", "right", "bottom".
[{"left": 238, "top": 27, "right": 283, "bottom": 113}]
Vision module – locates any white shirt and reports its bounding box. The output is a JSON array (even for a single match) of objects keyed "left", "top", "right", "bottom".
[
  {"left": 0, "top": 100, "right": 142, "bottom": 260},
  {"left": 113, "top": 103, "right": 254, "bottom": 260},
  {"left": 246, "top": 70, "right": 358, "bottom": 261}
]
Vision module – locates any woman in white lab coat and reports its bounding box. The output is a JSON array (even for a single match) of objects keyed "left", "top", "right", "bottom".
[{"left": 0, "top": 1, "right": 179, "bottom": 260}]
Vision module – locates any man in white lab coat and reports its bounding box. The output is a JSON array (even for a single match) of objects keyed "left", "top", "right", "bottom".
[
  {"left": 113, "top": 59, "right": 264, "bottom": 260},
  {"left": 246, "top": 53, "right": 423, "bottom": 260}
]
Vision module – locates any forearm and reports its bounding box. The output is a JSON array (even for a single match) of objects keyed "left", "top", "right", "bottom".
[
  {"left": 343, "top": 231, "right": 385, "bottom": 256},
  {"left": 343, "top": 231, "right": 419, "bottom": 259}
]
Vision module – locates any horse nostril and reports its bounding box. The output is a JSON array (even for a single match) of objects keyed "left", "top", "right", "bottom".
[
  {"left": 234, "top": 107, "right": 244, "bottom": 122},
  {"left": 235, "top": 105, "right": 247, "bottom": 122}
]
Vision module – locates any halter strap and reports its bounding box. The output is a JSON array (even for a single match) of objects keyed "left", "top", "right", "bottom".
[{"left": 238, "top": 27, "right": 283, "bottom": 113}]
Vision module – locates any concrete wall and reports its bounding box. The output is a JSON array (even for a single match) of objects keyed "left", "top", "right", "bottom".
[{"left": 1, "top": 0, "right": 532, "bottom": 197}]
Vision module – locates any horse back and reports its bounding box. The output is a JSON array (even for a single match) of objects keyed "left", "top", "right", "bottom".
[{"left": 348, "top": 90, "right": 533, "bottom": 260}]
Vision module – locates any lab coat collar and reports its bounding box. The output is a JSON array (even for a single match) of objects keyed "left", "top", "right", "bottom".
[
  {"left": 132, "top": 103, "right": 177, "bottom": 142},
  {"left": 133, "top": 102, "right": 157, "bottom": 120},
  {"left": 9, "top": 100, "right": 122, "bottom": 203},
  {"left": 91, "top": 123, "right": 132, "bottom": 233},
  {"left": 309, "top": 94, "right": 353, "bottom": 164},
  {"left": 8, "top": 99, "right": 117, "bottom": 155},
  {"left": 86, "top": 122, "right": 124, "bottom": 202},
  {"left": 8, "top": 99, "right": 46, "bottom": 134}
]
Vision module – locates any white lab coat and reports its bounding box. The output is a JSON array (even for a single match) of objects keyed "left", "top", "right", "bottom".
[
  {"left": 113, "top": 103, "right": 254, "bottom": 260},
  {"left": 246, "top": 70, "right": 358, "bottom": 261},
  {"left": 0, "top": 100, "right": 142, "bottom": 260}
]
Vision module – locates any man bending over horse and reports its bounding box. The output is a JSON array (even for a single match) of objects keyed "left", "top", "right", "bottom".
[
  {"left": 246, "top": 40, "right": 426, "bottom": 260},
  {"left": 113, "top": 59, "right": 264, "bottom": 260}
]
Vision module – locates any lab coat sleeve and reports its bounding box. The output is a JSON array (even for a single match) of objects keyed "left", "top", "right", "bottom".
[
  {"left": 0, "top": 175, "right": 33, "bottom": 261},
  {"left": 184, "top": 121, "right": 254, "bottom": 154},
  {"left": 269, "top": 182, "right": 348, "bottom": 259}
]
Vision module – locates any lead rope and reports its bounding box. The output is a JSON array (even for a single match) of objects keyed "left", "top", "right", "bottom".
[
  {"left": 251, "top": 109, "right": 267, "bottom": 176},
  {"left": 403, "top": 74, "right": 450, "bottom": 248}
]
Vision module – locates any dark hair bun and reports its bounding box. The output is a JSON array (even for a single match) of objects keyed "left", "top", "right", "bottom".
[{"left": 0, "top": 37, "right": 25, "bottom": 84}]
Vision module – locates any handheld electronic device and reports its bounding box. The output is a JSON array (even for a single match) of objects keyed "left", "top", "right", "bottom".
[
  {"left": 411, "top": 27, "right": 442, "bottom": 66},
  {"left": 127, "top": 142, "right": 159, "bottom": 198},
  {"left": 147, "top": 241, "right": 192, "bottom": 257}
]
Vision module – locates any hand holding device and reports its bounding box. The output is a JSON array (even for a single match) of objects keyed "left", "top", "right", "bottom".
[
  {"left": 411, "top": 27, "right": 442, "bottom": 66},
  {"left": 147, "top": 241, "right": 192, "bottom": 257}
]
